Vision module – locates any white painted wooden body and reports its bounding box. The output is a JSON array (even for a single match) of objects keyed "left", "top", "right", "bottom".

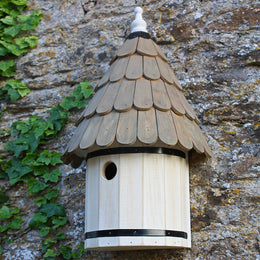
[{"left": 85, "top": 153, "right": 191, "bottom": 250}]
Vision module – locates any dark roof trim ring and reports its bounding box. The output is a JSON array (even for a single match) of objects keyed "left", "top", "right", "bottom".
[{"left": 87, "top": 147, "right": 186, "bottom": 160}]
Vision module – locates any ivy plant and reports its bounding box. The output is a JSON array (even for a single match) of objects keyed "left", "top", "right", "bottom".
[
  {"left": 0, "top": 82, "right": 93, "bottom": 258},
  {"left": 0, "top": 0, "right": 92, "bottom": 258}
]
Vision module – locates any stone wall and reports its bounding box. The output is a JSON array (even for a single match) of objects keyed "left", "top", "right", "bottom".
[{"left": 0, "top": 0, "right": 259, "bottom": 259}]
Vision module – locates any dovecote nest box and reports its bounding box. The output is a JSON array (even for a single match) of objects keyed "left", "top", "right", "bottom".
[{"left": 63, "top": 7, "right": 211, "bottom": 251}]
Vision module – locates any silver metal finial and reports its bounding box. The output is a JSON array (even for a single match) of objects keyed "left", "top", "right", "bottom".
[{"left": 130, "top": 7, "right": 148, "bottom": 33}]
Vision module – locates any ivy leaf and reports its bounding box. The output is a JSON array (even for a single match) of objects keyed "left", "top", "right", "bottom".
[
  {"left": 11, "top": 0, "right": 28, "bottom": 6},
  {"left": 0, "top": 47, "right": 8, "bottom": 56},
  {"left": 33, "top": 166, "right": 49, "bottom": 176},
  {"left": 4, "top": 24, "right": 21, "bottom": 37},
  {"left": 60, "top": 96, "right": 74, "bottom": 110},
  {"left": 40, "top": 203, "right": 66, "bottom": 218},
  {"left": 79, "top": 81, "right": 93, "bottom": 99},
  {"left": 44, "top": 189, "right": 59, "bottom": 200},
  {"left": 36, "top": 150, "right": 62, "bottom": 166},
  {"left": 34, "top": 196, "right": 47, "bottom": 207},
  {"left": 0, "top": 205, "right": 12, "bottom": 219},
  {"left": 43, "top": 249, "right": 57, "bottom": 258},
  {"left": 29, "top": 212, "right": 48, "bottom": 229},
  {"left": 6, "top": 216, "right": 22, "bottom": 229},
  {"left": 72, "top": 251, "right": 82, "bottom": 259},
  {"left": 0, "top": 190, "right": 9, "bottom": 203},
  {"left": 60, "top": 246, "right": 72, "bottom": 260},
  {"left": 43, "top": 169, "right": 61, "bottom": 183},
  {"left": 26, "top": 177, "right": 49, "bottom": 193},
  {"left": 0, "top": 16, "right": 16, "bottom": 25},
  {"left": 6, "top": 158, "right": 32, "bottom": 184},
  {"left": 55, "top": 232, "right": 66, "bottom": 240},
  {"left": 39, "top": 226, "right": 50, "bottom": 237},
  {"left": 0, "top": 60, "right": 14, "bottom": 72},
  {"left": 52, "top": 216, "right": 67, "bottom": 229}
]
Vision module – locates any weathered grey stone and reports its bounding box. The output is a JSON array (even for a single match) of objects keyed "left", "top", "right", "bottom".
[{"left": 0, "top": 0, "right": 259, "bottom": 259}]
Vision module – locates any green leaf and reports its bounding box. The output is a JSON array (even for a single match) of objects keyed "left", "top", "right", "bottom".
[
  {"left": 0, "top": 205, "right": 12, "bottom": 218},
  {"left": 55, "top": 232, "right": 66, "bottom": 240},
  {"left": 61, "top": 245, "right": 72, "bottom": 260},
  {"left": 3, "top": 24, "right": 21, "bottom": 37},
  {"left": 29, "top": 212, "right": 48, "bottom": 229},
  {"left": 60, "top": 96, "right": 74, "bottom": 110},
  {"left": 0, "top": 190, "right": 9, "bottom": 203},
  {"left": 43, "top": 169, "right": 61, "bottom": 183},
  {"left": 43, "top": 249, "right": 57, "bottom": 258},
  {"left": 72, "top": 251, "right": 82, "bottom": 259},
  {"left": 79, "top": 81, "right": 93, "bottom": 99},
  {"left": 6, "top": 158, "right": 32, "bottom": 185},
  {"left": 36, "top": 150, "right": 62, "bottom": 166},
  {"left": 40, "top": 203, "right": 65, "bottom": 218},
  {"left": 0, "top": 16, "right": 16, "bottom": 25},
  {"left": 26, "top": 177, "right": 49, "bottom": 193},
  {"left": 34, "top": 196, "right": 47, "bottom": 207},
  {"left": 39, "top": 226, "right": 50, "bottom": 237},
  {"left": 52, "top": 216, "right": 67, "bottom": 229},
  {"left": 6, "top": 216, "right": 22, "bottom": 229},
  {"left": 0, "top": 47, "right": 8, "bottom": 56},
  {"left": 11, "top": 0, "right": 28, "bottom": 6},
  {"left": 0, "top": 60, "right": 14, "bottom": 72},
  {"left": 11, "top": 207, "right": 19, "bottom": 215},
  {"left": 33, "top": 166, "right": 49, "bottom": 176},
  {"left": 44, "top": 189, "right": 59, "bottom": 200}
]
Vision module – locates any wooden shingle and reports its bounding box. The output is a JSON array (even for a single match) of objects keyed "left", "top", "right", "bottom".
[{"left": 63, "top": 33, "right": 211, "bottom": 168}]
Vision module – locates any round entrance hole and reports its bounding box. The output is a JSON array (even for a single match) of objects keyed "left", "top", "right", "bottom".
[{"left": 103, "top": 162, "right": 117, "bottom": 180}]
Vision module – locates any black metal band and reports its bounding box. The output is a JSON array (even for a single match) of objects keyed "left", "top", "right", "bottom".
[
  {"left": 87, "top": 147, "right": 186, "bottom": 160},
  {"left": 127, "top": 31, "right": 151, "bottom": 39},
  {"left": 85, "top": 229, "right": 187, "bottom": 240}
]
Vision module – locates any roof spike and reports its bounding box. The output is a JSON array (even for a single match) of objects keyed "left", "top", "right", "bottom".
[{"left": 131, "top": 7, "right": 148, "bottom": 33}]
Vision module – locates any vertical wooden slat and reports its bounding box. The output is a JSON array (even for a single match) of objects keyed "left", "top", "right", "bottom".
[
  {"left": 110, "top": 56, "right": 129, "bottom": 82},
  {"left": 116, "top": 37, "right": 138, "bottom": 57},
  {"left": 156, "top": 110, "right": 178, "bottom": 146},
  {"left": 183, "top": 116, "right": 204, "bottom": 153},
  {"left": 181, "top": 153, "right": 191, "bottom": 247},
  {"left": 116, "top": 109, "right": 137, "bottom": 145},
  {"left": 134, "top": 78, "right": 153, "bottom": 110},
  {"left": 137, "top": 37, "right": 157, "bottom": 56},
  {"left": 114, "top": 79, "right": 135, "bottom": 112},
  {"left": 85, "top": 157, "right": 100, "bottom": 249},
  {"left": 137, "top": 108, "right": 158, "bottom": 144},
  {"left": 143, "top": 153, "right": 165, "bottom": 246},
  {"left": 119, "top": 153, "right": 143, "bottom": 246},
  {"left": 156, "top": 56, "right": 174, "bottom": 84},
  {"left": 171, "top": 111, "right": 193, "bottom": 150},
  {"left": 82, "top": 84, "right": 108, "bottom": 119},
  {"left": 125, "top": 54, "right": 143, "bottom": 80},
  {"left": 79, "top": 115, "right": 103, "bottom": 149},
  {"left": 143, "top": 56, "right": 160, "bottom": 80},
  {"left": 153, "top": 41, "right": 168, "bottom": 61},
  {"left": 96, "top": 111, "right": 119, "bottom": 147},
  {"left": 165, "top": 83, "right": 186, "bottom": 115},
  {"left": 151, "top": 79, "right": 171, "bottom": 111},
  {"left": 96, "top": 81, "right": 121, "bottom": 115},
  {"left": 98, "top": 154, "right": 119, "bottom": 248},
  {"left": 178, "top": 92, "right": 197, "bottom": 120},
  {"left": 164, "top": 155, "right": 183, "bottom": 246},
  {"left": 68, "top": 120, "right": 89, "bottom": 153}
]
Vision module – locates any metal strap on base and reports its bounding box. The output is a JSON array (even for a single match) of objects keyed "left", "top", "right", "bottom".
[
  {"left": 85, "top": 229, "right": 187, "bottom": 239},
  {"left": 87, "top": 147, "right": 186, "bottom": 160}
]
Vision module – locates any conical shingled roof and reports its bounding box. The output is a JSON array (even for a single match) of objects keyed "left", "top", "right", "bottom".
[{"left": 62, "top": 11, "right": 211, "bottom": 168}]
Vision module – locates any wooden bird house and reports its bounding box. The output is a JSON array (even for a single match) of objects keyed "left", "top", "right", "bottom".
[{"left": 63, "top": 7, "right": 211, "bottom": 251}]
